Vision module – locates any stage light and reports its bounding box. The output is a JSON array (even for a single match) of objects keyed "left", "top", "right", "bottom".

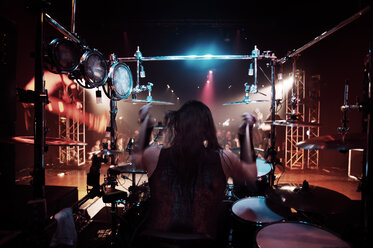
[
  {"left": 207, "top": 80, "right": 210, "bottom": 84},
  {"left": 58, "top": 101, "right": 64, "bottom": 113},
  {"left": 167, "top": 84, "right": 170, "bottom": 89},
  {"left": 171, "top": 90, "right": 174, "bottom": 93},
  {"left": 80, "top": 49, "right": 109, "bottom": 87},
  {"left": 209, "top": 70, "right": 213, "bottom": 74},
  {"left": 282, "top": 76, "right": 294, "bottom": 88},
  {"left": 109, "top": 62, "right": 133, "bottom": 100},
  {"left": 47, "top": 38, "right": 82, "bottom": 73}
]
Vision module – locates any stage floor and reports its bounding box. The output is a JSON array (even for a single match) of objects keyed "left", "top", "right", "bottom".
[
  {"left": 40, "top": 161, "right": 361, "bottom": 201},
  {"left": 23, "top": 160, "right": 363, "bottom": 248}
]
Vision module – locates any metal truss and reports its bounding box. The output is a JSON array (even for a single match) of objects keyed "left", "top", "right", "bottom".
[
  {"left": 58, "top": 85, "right": 86, "bottom": 166},
  {"left": 285, "top": 69, "right": 306, "bottom": 169},
  {"left": 306, "top": 75, "right": 321, "bottom": 169}
]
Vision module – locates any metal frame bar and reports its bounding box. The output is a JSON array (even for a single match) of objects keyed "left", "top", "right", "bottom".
[{"left": 278, "top": 6, "right": 371, "bottom": 64}]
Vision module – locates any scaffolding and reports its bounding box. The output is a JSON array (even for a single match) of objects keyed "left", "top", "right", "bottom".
[
  {"left": 284, "top": 70, "right": 321, "bottom": 170},
  {"left": 58, "top": 85, "right": 86, "bottom": 166},
  {"left": 307, "top": 75, "right": 321, "bottom": 169},
  {"left": 285, "top": 69, "right": 306, "bottom": 169}
]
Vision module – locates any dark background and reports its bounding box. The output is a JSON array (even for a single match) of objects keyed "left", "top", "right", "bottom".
[{"left": 0, "top": 0, "right": 371, "bottom": 179}]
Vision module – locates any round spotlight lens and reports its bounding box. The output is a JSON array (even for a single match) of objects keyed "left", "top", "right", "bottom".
[
  {"left": 48, "top": 38, "right": 82, "bottom": 73},
  {"left": 110, "top": 62, "right": 133, "bottom": 100},
  {"left": 80, "top": 50, "right": 108, "bottom": 87}
]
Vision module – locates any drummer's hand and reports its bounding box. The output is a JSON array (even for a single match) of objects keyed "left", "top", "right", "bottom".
[
  {"left": 238, "top": 113, "right": 257, "bottom": 135},
  {"left": 139, "top": 103, "right": 152, "bottom": 123}
]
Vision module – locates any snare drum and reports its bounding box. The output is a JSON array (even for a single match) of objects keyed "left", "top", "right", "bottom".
[
  {"left": 234, "top": 158, "right": 273, "bottom": 198},
  {"left": 255, "top": 221, "right": 351, "bottom": 248},
  {"left": 231, "top": 196, "right": 284, "bottom": 248}
]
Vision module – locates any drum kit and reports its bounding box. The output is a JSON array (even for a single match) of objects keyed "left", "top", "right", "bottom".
[{"left": 12, "top": 2, "right": 370, "bottom": 247}]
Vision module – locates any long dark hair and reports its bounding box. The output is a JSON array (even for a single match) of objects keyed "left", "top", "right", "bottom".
[{"left": 164, "top": 100, "right": 221, "bottom": 193}]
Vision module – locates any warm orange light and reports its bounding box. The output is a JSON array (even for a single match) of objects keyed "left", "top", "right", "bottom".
[{"left": 58, "top": 101, "right": 64, "bottom": 113}]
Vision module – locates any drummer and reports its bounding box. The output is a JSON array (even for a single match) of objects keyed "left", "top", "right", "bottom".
[{"left": 130, "top": 100, "right": 257, "bottom": 247}]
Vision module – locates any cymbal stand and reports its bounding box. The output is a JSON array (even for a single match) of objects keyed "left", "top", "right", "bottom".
[
  {"left": 337, "top": 80, "right": 351, "bottom": 137},
  {"left": 265, "top": 56, "right": 282, "bottom": 186}
]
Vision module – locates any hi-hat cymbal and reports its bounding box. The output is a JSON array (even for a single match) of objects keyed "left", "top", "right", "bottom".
[
  {"left": 125, "top": 99, "right": 174, "bottom": 105},
  {"left": 265, "top": 183, "right": 352, "bottom": 216},
  {"left": 8, "top": 136, "right": 87, "bottom": 146},
  {"left": 88, "top": 149, "right": 123, "bottom": 156},
  {"left": 296, "top": 133, "right": 366, "bottom": 150},
  {"left": 223, "top": 99, "right": 268, "bottom": 105},
  {"left": 265, "top": 120, "right": 320, "bottom": 128}
]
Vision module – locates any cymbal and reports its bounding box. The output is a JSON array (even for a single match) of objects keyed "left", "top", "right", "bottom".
[
  {"left": 223, "top": 99, "right": 268, "bottom": 105},
  {"left": 230, "top": 147, "right": 265, "bottom": 153},
  {"left": 296, "top": 133, "right": 366, "bottom": 150},
  {"left": 9, "top": 136, "right": 87, "bottom": 146},
  {"left": 153, "top": 125, "right": 166, "bottom": 130},
  {"left": 125, "top": 99, "right": 174, "bottom": 105},
  {"left": 265, "top": 120, "right": 320, "bottom": 127},
  {"left": 109, "top": 163, "right": 147, "bottom": 174},
  {"left": 265, "top": 183, "right": 352, "bottom": 215},
  {"left": 88, "top": 149, "right": 123, "bottom": 156}
]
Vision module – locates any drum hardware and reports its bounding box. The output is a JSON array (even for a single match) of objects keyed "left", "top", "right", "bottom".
[
  {"left": 223, "top": 82, "right": 268, "bottom": 105},
  {"left": 296, "top": 80, "right": 365, "bottom": 151},
  {"left": 125, "top": 82, "right": 174, "bottom": 105}
]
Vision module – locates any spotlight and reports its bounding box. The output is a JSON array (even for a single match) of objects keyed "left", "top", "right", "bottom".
[
  {"left": 47, "top": 38, "right": 82, "bottom": 73},
  {"left": 209, "top": 70, "right": 213, "bottom": 74},
  {"left": 80, "top": 49, "right": 109, "bottom": 87},
  {"left": 109, "top": 62, "right": 133, "bottom": 100}
]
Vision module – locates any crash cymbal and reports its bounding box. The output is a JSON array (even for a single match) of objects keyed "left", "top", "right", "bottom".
[
  {"left": 265, "top": 120, "right": 320, "bottom": 127},
  {"left": 125, "top": 99, "right": 174, "bottom": 105},
  {"left": 296, "top": 133, "right": 366, "bottom": 150},
  {"left": 265, "top": 183, "right": 352, "bottom": 216},
  {"left": 9, "top": 136, "right": 87, "bottom": 146},
  {"left": 223, "top": 99, "right": 268, "bottom": 105}
]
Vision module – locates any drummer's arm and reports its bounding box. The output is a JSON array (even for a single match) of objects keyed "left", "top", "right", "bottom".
[
  {"left": 130, "top": 103, "right": 159, "bottom": 174},
  {"left": 220, "top": 113, "right": 258, "bottom": 188},
  {"left": 220, "top": 149, "right": 257, "bottom": 189}
]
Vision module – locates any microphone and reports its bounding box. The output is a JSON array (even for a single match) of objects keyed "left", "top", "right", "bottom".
[
  {"left": 248, "top": 63, "right": 253, "bottom": 76},
  {"left": 344, "top": 80, "right": 349, "bottom": 105},
  {"left": 126, "top": 138, "right": 135, "bottom": 153}
]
